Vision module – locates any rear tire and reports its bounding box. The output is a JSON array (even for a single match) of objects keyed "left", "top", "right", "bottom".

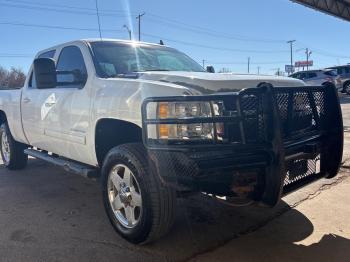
[
  {"left": 101, "top": 143, "right": 176, "bottom": 244},
  {"left": 0, "top": 123, "right": 28, "bottom": 170},
  {"left": 343, "top": 81, "right": 350, "bottom": 94}
]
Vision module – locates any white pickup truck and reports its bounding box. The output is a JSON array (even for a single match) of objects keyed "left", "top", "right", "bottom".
[{"left": 0, "top": 39, "right": 343, "bottom": 244}]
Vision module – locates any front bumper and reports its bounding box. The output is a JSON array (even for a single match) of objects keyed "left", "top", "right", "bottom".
[{"left": 142, "top": 84, "right": 343, "bottom": 207}]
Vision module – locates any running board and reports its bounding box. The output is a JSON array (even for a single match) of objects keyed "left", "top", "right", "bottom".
[{"left": 24, "top": 149, "right": 100, "bottom": 179}]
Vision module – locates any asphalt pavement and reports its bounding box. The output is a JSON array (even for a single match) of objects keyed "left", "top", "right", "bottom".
[{"left": 0, "top": 95, "right": 348, "bottom": 262}]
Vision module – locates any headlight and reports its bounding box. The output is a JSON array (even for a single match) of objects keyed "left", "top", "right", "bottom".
[{"left": 157, "top": 102, "right": 214, "bottom": 140}]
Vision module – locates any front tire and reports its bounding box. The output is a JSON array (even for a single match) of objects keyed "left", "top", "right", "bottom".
[
  {"left": 101, "top": 143, "right": 176, "bottom": 244},
  {"left": 0, "top": 123, "right": 28, "bottom": 170}
]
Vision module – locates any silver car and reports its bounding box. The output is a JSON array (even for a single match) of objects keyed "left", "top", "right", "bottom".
[
  {"left": 289, "top": 69, "right": 342, "bottom": 90},
  {"left": 326, "top": 65, "right": 350, "bottom": 94}
]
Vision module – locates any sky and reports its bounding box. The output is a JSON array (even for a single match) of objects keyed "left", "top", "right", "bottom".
[{"left": 1, "top": 0, "right": 350, "bottom": 75}]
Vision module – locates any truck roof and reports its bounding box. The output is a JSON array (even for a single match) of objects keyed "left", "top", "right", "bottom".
[{"left": 36, "top": 38, "right": 168, "bottom": 57}]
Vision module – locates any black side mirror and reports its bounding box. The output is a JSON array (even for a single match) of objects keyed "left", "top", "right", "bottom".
[
  {"left": 206, "top": 65, "right": 215, "bottom": 73},
  {"left": 33, "top": 58, "right": 57, "bottom": 89}
]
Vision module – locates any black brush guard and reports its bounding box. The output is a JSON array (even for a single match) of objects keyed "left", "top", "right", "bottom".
[{"left": 141, "top": 84, "right": 343, "bottom": 207}]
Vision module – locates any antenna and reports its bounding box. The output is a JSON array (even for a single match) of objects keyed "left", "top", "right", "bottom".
[{"left": 95, "top": 0, "right": 102, "bottom": 40}]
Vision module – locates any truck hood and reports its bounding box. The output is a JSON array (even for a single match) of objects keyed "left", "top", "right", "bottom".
[{"left": 137, "top": 71, "right": 305, "bottom": 94}]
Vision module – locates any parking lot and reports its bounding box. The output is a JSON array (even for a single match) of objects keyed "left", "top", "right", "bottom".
[{"left": 0, "top": 96, "right": 348, "bottom": 262}]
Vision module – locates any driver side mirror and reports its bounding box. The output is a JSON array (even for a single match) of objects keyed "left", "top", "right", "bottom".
[
  {"left": 33, "top": 58, "right": 57, "bottom": 89},
  {"left": 206, "top": 65, "right": 215, "bottom": 73}
]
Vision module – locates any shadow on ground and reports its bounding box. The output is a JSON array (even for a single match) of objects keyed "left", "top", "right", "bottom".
[{"left": 0, "top": 159, "right": 349, "bottom": 262}]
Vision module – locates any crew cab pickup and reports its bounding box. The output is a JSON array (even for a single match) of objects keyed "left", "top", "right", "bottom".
[{"left": 0, "top": 39, "right": 343, "bottom": 244}]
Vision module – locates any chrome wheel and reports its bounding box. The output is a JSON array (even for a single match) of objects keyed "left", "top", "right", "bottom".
[
  {"left": 107, "top": 164, "right": 142, "bottom": 228},
  {"left": 346, "top": 83, "right": 350, "bottom": 94},
  {"left": 1, "top": 131, "right": 10, "bottom": 164}
]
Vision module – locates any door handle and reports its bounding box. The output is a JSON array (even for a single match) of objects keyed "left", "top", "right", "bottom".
[
  {"left": 45, "top": 101, "right": 56, "bottom": 107},
  {"left": 23, "top": 97, "right": 31, "bottom": 103}
]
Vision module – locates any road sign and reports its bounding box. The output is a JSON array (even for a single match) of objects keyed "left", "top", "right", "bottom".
[
  {"left": 285, "top": 65, "right": 295, "bottom": 73},
  {"left": 295, "top": 60, "right": 313, "bottom": 67}
]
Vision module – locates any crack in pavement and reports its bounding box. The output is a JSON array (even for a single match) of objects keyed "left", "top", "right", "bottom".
[
  {"left": 289, "top": 174, "right": 349, "bottom": 208},
  {"left": 185, "top": 172, "right": 350, "bottom": 262}
]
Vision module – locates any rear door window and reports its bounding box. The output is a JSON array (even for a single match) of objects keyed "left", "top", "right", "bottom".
[
  {"left": 308, "top": 72, "right": 317, "bottom": 78},
  {"left": 324, "top": 70, "right": 337, "bottom": 76},
  {"left": 337, "top": 68, "right": 343, "bottom": 75}
]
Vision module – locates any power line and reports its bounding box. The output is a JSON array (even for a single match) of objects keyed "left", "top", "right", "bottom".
[
  {"left": 146, "top": 13, "right": 287, "bottom": 44},
  {"left": 0, "top": 1, "right": 134, "bottom": 17},
  {"left": 0, "top": 21, "right": 288, "bottom": 54},
  {"left": 0, "top": 21, "right": 123, "bottom": 33},
  {"left": 296, "top": 42, "right": 350, "bottom": 59},
  {"left": 2, "top": 0, "right": 129, "bottom": 13},
  {"left": 4, "top": 0, "right": 350, "bottom": 60},
  {"left": 1, "top": 1, "right": 287, "bottom": 44},
  {"left": 143, "top": 33, "right": 288, "bottom": 54}
]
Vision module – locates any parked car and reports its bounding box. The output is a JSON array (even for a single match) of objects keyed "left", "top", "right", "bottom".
[
  {"left": 289, "top": 69, "right": 342, "bottom": 90},
  {"left": 0, "top": 39, "right": 343, "bottom": 244},
  {"left": 326, "top": 65, "right": 350, "bottom": 94}
]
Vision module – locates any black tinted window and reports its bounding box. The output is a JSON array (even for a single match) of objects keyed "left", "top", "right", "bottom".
[
  {"left": 56, "top": 46, "right": 87, "bottom": 87},
  {"left": 324, "top": 70, "right": 337, "bottom": 76},
  {"left": 308, "top": 72, "right": 317, "bottom": 78},
  {"left": 290, "top": 73, "right": 299, "bottom": 79},
  {"left": 300, "top": 73, "right": 307, "bottom": 79},
  {"left": 337, "top": 68, "right": 343, "bottom": 74}
]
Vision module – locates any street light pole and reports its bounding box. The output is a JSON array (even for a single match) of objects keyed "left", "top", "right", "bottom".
[
  {"left": 123, "top": 25, "right": 131, "bottom": 40},
  {"left": 136, "top": 12, "right": 145, "bottom": 41},
  {"left": 287, "top": 40, "right": 296, "bottom": 74},
  {"left": 248, "top": 57, "right": 250, "bottom": 74},
  {"left": 306, "top": 48, "right": 312, "bottom": 71}
]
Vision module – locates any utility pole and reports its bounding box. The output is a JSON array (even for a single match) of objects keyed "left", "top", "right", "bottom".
[
  {"left": 257, "top": 66, "right": 261, "bottom": 75},
  {"left": 202, "top": 59, "right": 205, "bottom": 69},
  {"left": 306, "top": 48, "right": 312, "bottom": 71},
  {"left": 123, "top": 25, "right": 132, "bottom": 40},
  {"left": 248, "top": 57, "right": 250, "bottom": 74},
  {"left": 287, "top": 40, "right": 296, "bottom": 74},
  {"left": 136, "top": 12, "right": 145, "bottom": 41}
]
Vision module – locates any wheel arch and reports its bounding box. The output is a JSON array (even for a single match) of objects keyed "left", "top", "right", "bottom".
[
  {"left": 95, "top": 118, "right": 142, "bottom": 166},
  {"left": 0, "top": 110, "right": 7, "bottom": 126},
  {"left": 322, "top": 82, "right": 335, "bottom": 88}
]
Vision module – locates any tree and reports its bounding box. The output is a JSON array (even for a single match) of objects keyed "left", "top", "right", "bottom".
[
  {"left": 0, "top": 66, "right": 7, "bottom": 88},
  {"left": 0, "top": 66, "right": 26, "bottom": 89}
]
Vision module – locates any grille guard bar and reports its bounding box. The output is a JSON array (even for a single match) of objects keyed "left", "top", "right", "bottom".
[{"left": 141, "top": 83, "right": 343, "bottom": 206}]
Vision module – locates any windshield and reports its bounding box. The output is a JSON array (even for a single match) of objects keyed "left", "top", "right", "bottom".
[{"left": 90, "top": 42, "right": 205, "bottom": 77}]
